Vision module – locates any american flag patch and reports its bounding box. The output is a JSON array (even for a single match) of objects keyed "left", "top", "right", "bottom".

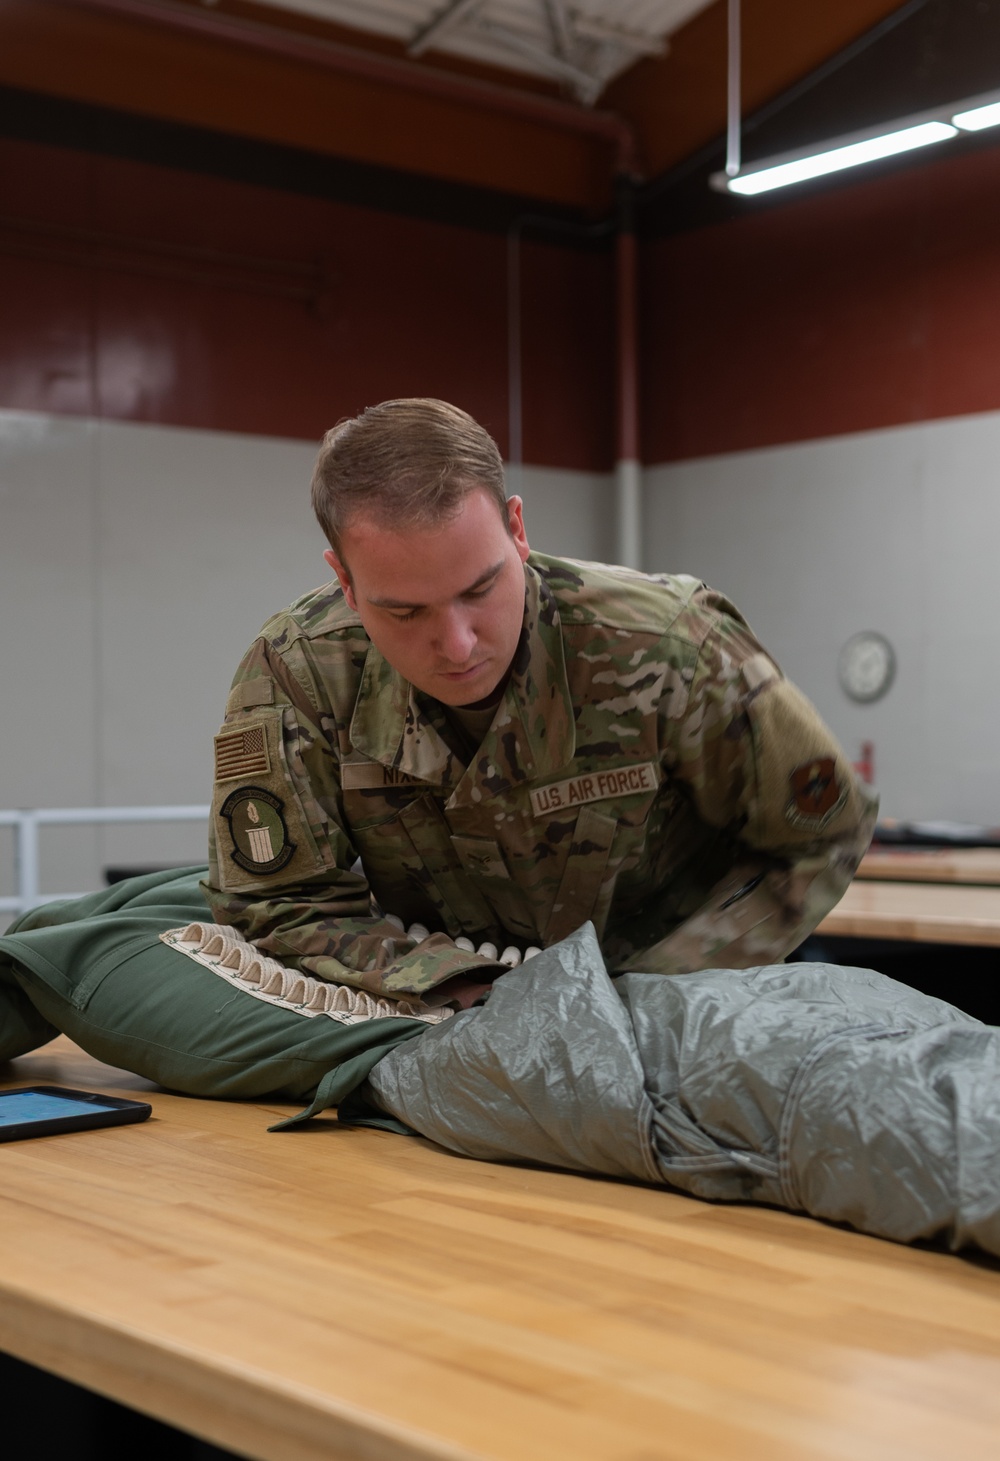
[{"left": 214, "top": 724, "right": 271, "bottom": 783}]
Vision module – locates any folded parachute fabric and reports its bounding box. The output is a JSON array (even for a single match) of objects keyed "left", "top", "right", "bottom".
[
  {"left": 5, "top": 871, "right": 1000, "bottom": 1255},
  {"left": 0, "top": 868, "right": 430, "bottom": 1114},
  {"left": 161, "top": 922, "right": 452, "bottom": 1026},
  {"left": 366, "top": 921, "right": 1000, "bottom": 1259}
]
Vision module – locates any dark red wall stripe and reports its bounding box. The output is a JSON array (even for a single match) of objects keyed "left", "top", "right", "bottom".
[
  {"left": 642, "top": 138, "right": 1000, "bottom": 464},
  {"left": 5, "top": 108, "right": 1000, "bottom": 474},
  {"left": 0, "top": 136, "right": 615, "bottom": 471}
]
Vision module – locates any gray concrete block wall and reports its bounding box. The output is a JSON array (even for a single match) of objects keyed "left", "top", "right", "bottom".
[
  {"left": 0, "top": 410, "right": 616, "bottom": 901},
  {"left": 644, "top": 409, "right": 1000, "bottom": 824}
]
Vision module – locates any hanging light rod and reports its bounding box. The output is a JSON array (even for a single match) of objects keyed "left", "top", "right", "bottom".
[{"left": 710, "top": 87, "right": 1000, "bottom": 197}]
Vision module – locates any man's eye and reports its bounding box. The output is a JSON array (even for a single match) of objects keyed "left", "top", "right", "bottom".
[{"left": 389, "top": 609, "right": 419, "bottom": 622}]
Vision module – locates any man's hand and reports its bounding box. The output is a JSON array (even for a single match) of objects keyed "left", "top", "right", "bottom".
[{"left": 388, "top": 920, "right": 541, "bottom": 1008}]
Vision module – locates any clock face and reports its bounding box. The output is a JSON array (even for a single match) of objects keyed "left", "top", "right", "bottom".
[{"left": 838, "top": 632, "right": 896, "bottom": 703}]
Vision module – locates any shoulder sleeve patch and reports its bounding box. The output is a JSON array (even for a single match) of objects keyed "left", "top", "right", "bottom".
[
  {"left": 219, "top": 786, "right": 295, "bottom": 875},
  {"left": 787, "top": 758, "right": 846, "bottom": 829},
  {"left": 745, "top": 678, "right": 860, "bottom": 846},
  {"left": 214, "top": 723, "right": 271, "bottom": 783},
  {"left": 210, "top": 706, "right": 332, "bottom": 891}
]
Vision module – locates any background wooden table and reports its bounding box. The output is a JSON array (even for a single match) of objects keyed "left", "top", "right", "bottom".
[
  {"left": 817, "top": 879, "right": 1000, "bottom": 946},
  {"left": 2, "top": 1037, "right": 1000, "bottom": 1461},
  {"left": 857, "top": 848, "right": 1000, "bottom": 885}
]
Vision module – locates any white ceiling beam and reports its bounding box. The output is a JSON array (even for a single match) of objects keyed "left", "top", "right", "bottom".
[
  {"left": 540, "top": 0, "right": 575, "bottom": 60},
  {"left": 571, "top": 15, "right": 669, "bottom": 59},
  {"left": 408, "top": 0, "right": 488, "bottom": 58},
  {"left": 475, "top": 19, "right": 603, "bottom": 101}
]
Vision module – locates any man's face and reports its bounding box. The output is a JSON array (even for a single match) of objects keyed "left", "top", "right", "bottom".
[{"left": 324, "top": 488, "right": 532, "bottom": 706}]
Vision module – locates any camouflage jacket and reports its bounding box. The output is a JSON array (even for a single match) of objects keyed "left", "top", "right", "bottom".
[{"left": 204, "top": 554, "right": 876, "bottom": 996}]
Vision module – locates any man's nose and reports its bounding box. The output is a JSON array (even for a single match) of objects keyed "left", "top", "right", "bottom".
[{"left": 435, "top": 607, "right": 477, "bottom": 664}]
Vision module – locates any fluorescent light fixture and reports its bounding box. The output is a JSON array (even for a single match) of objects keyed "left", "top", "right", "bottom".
[
  {"left": 712, "top": 86, "right": 1000, "bottom": 197},
  {"left": 724, "top": 121, "right": 956, "bottom": 195},
  {"left": 952, "top": 100, "right": 1000, "bottom": 131}
]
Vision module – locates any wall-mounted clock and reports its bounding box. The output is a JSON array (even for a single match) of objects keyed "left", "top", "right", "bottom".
[{"left": 838, "top": 631, "right": 896, "bottom": 703}]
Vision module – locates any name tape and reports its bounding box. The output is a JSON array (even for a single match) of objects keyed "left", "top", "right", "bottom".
[
  {"left": 341, "top": 761, "right": 427, "bottom": 790},
  {"left": 530, "top": 762, "right": 660, "bottom": 818}
]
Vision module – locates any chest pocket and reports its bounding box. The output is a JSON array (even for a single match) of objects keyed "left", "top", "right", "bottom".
[
  {"left": 545, "top": 806, "right": 618, "bottom": 944},
  {"left": 378, "top": 797, "right": 498, "bottom": 936},
  {"left": 451, "top": 836, "right": 539, "bottom": 942}
]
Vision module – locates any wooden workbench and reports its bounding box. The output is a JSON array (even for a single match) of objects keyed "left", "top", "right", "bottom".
[
  {"left": 818, "top": 875, "right": 1000, "bottom": 946},
  {"left": 2, "top": 1037, "right": 1000, "bottom": 1461},
  {"left": 857, "top": 847, "right": 1000, "bottom": 885}
]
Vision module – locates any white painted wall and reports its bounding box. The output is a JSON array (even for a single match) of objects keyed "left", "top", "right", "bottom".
[
  {"left": 0, "top": 409, "right": 614, "bottom": 904},
  {"left": 644, "top": 409, "right": 1000, "bottom": 824},
  {"left": 10, "top": 398, "right": 991, "bottom": 905}
]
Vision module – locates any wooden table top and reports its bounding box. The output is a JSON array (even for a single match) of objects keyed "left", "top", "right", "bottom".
[
  {"left": 2, "top": 1037, "right": 1000, "bottom": 1461},
  {"left": 817, "top": 879, "right": 1000, "bottom": 946},
  {"left": 857, "top": 847, "right": 1000, "bottom": 885}
]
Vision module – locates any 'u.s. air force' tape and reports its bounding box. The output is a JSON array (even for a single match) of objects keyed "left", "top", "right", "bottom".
[{"left": 529, "top": 761, "right": 660, "bottom": 817}]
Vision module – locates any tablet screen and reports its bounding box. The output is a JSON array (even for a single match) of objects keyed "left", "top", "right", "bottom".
[{"left": 0, "top": 1092, "right": 120, "bottom": 1125}]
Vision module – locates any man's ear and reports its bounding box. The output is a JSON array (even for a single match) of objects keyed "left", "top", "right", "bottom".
[
  {"left": 323, "top": 547, "right": 358, "bottom": 610},
  {"left": 506, "top": 496, "right": 531, "bottom": 564}
]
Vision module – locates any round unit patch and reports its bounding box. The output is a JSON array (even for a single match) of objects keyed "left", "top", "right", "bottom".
[
  {"left": 786, "top": 758, "right": 847, "bottom": 830},
  {"left": 220, "top": 786, "right": 295, "bottom": 875}
]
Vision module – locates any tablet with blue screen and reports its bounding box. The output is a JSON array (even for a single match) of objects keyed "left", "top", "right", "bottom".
[{"left": 0, "top": 1086, "right": 152, "bottom": 1141}]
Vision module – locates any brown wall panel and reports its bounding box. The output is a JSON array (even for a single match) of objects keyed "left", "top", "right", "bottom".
[
  {"left": 520, "top": 239, "right": 615, "bottom": 475},
  {"left": 642, "top": 140, "right": 1000, "bottom": 464},
  {"left": 0, "top": 2, "right": 613, "bottom": 210},
  {"left": 0, "top": 136, "right": 614, "bottom": 470}
]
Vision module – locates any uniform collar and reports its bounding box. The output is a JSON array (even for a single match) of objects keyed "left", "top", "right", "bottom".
[{"left": 349, "top": 560, "right": 576, "bottom": 796}]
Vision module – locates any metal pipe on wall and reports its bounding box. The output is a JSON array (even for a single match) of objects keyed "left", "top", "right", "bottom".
[{"left": 506, "top": 201, "right": 644, "bottom": 568}]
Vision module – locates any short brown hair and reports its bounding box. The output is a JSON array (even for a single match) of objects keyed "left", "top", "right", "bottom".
[{"left": 311, "top": 398, "right": 508, "bottom": 554}]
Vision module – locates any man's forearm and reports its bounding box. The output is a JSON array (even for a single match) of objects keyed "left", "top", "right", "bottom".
[
  {"left": 620, "top": 795, "right": 877, "bottom": 975},
  {"left": 202, "top": 875, "right": 508, "bottom": 997}
]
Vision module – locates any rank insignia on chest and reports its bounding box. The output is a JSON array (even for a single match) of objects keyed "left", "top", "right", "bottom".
[{"left": 220, "top": 786, "right": 295, "bottom": 874}]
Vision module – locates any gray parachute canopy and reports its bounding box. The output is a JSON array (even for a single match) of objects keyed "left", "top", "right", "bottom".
[{"left": 366, "top": 922, "right": 1000, "bottom": 1258}]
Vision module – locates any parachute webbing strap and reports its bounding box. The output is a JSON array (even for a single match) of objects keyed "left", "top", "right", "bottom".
[{"left": 159, "top": 922, "right": 453, "bottom": 1026}]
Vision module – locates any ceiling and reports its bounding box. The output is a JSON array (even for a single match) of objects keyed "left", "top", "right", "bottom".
[
  {"left": 255, "top": 1, "right": 714, "bottom": 104},
  {"left": 0, "top": 0, "right": 925, "bottom": 211}
]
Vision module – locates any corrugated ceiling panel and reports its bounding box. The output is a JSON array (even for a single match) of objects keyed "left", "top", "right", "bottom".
[{"left": 255, "top": 1, "right": 714, "bottom": 99}]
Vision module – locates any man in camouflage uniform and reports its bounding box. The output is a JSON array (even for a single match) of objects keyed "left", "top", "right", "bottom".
[{"left": 205, "top": 399, "right": 876, "bottom": 1009}]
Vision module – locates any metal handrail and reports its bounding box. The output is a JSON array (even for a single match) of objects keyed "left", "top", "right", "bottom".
[{"left": 0, "top": 806, "right": 209, "bottom": 917}]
